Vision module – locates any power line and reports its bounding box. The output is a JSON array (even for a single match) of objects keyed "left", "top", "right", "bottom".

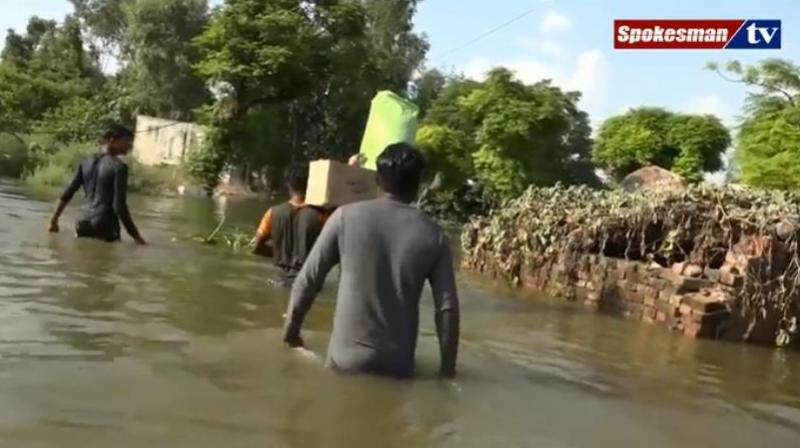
[{"left": 431, "top": 7, "right": 540, "bottom": 62}]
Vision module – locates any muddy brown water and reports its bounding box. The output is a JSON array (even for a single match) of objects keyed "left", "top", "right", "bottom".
[{"left": 0, "top": 180, "right": 799, "bottom": 447}]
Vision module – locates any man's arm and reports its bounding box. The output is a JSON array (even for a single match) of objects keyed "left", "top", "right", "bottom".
[
  {"left": 283, "top": 209, "right": 343, "bottom": 347},
  {"left": 113, "top": 164, "right": 145, "bottom": 244},
  {"left": 429, "top": 235, "right": 461, "bottom": 378},
  {"left": 252, "top": 209, "right": 273, "bottom": 257},
  {"left": 49, "top": 165, "right": 83, "bottom": 232}
]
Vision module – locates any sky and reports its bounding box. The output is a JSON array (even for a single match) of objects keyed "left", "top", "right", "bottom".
[{"left": 2, "top": 0, "right": 798, "bottom": 130}]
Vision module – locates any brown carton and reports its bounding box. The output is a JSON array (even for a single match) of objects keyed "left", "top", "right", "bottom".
[{"left": 305, "top": 159, "right": 378, "bottom": 207}]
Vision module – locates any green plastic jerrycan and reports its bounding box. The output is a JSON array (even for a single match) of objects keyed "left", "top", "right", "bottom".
[{"left": 358, "top": 91, "right": 419, "bottom": 171}]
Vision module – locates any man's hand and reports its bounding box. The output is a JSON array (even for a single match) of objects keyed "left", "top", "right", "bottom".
[
  {"left": 348, "top": 154, "right": 365, "bottom": 167},
  {"left": 284, "top": 332, "right": 304, "bottom": 349},
  {"left": 48, "top": 219, "right": 59, "bottom": 233}
]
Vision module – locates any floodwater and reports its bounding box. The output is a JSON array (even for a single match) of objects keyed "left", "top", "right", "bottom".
[{"left": 0, "top": 180, "right": 799, "bottom": 448}]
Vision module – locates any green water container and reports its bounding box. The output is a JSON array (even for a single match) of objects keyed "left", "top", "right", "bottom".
[{"left": 358, "top": 91, "right": 420, "bottom": 171}]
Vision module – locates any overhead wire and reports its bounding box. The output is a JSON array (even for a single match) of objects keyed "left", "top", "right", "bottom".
[{"left": 430, "top": 7, "right": 540, "bottom": 62}]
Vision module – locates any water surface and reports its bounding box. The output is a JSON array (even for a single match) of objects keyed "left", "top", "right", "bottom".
[{"left": 0, "top": 181, "right": 798, "bottom": 447}]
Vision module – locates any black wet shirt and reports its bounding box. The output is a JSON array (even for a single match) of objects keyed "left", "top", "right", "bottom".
[
  {"left": 270, "top": 203, "right": 325, "bottom": 272},
  {"left": 60, "top": 153, "right": 140, "bottom": 241}
]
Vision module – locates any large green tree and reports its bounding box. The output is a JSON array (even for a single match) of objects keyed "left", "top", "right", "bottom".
[
  {"left": 592, "top": 107, "right": 730, "bottom": 183},
  {"left": 417, "top": 68, "right": 598, "bottom": 197},
  {"left": 0, "top": 15, "right": 103, "bottom": 137},
  {"left": 190, "top": 0, "right": 429, "bottom": 191},
  {"left": 190, "top": 0, "right": 371, "bottom": 190},
  {"left": 70, "top": 0, "right": 210, "bottom": 121},
  {"left": 708, "top": 59, "right": 800, "bottom": 190},
  {"left": 362, "top": 0, "right": 428, "bottom": 94},
  {"left": 121, "top": 0, "right": 210, "bottom": 120}
]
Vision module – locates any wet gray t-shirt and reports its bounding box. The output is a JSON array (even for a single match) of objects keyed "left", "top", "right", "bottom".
[{"left": 285, "top": 197, "right": 460, "bottom": 377}]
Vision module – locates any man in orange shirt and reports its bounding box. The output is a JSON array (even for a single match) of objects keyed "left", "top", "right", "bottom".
[{"left": 253, "top": 164, "right": 327, "bottom": 287}]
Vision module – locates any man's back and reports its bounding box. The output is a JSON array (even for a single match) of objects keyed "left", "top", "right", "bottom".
[
  {"left": 59, "top": 153, "right": 139, "bottom": 241},
  {"left": 288, "top": 197, "right": 459, "bottom": 378},
  {"left": 79, "top": 153, "right": 121, "bottom": 214},
  {"left": 269, "top": 203, "right": 324, "bottom": 271}
]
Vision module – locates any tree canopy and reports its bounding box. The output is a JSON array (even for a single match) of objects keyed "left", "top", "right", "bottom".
[
  {"left": 417, "top": 68, "right": 599, "bottom": 197},
  {"left": 708, "top": 59, "right": 800, "bottom": 190},
  {"left": 592, "top": 107, "right": 730, "bottom": 183}
]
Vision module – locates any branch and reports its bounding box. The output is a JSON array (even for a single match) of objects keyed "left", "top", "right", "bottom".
[{"left": 714, "top": 68, "right": 796, "bottom": 105}]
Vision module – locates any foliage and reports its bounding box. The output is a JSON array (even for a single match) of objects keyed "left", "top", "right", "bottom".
[
  {"left": 419, "top": 183, "right": 496, "bottom": 223},
  {"left": 0, "top": 15, "right": 103, "bottom": 136},
  {"left": 24, "top": 142, "right": 94, "bottom": 189},
  {"left": 707, "top": 59, "right": 800, "bottom": 190},
  {"left": 592, "top": 107, "right": 730, "bottom": 182},
  {"left": 462, "top": 183, "right": 800, "bottom": 346},
  {"left": 362, "top": 0, "right": 429, "bottom": 94},
  {"left": 191, "top": 0, "right": 429, "bottom": 190},
  {"left": 420, "top": 68, "right": 599, "bottom": 198},
  {"left": 0, "top": 134, "right": 31, "bottom": 178},
  {"left": 415, "top": 124, "right": 473, "bottom": 187},
  {"left": 121, "top": 0, "right": 210, "bottom": 120},
  {"left": 411, "top": 68, "right": 447, "bottom": 120}
]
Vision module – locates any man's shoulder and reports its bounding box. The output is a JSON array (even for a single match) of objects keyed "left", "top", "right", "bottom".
[
  {"left": 270, "top": 202, "right": 295, "bottom": 215},
  {"left": 341, "top": 199, "right": 443, "bottom": 229}
]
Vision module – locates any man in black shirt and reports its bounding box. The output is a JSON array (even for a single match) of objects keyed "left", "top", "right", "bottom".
[
  {"left": 48, "top": 124, "right": 146, "bottom": 245},
  {"left": 253, "top": 164, "right": 325, "bottom": 287}
]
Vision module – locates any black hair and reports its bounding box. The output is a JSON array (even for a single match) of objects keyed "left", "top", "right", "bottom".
[
  {"left": 284, "top": 163, "right": 309, "bottom": 195},
  {"left": 102, "top": 124, "right": 134, "bottom": 142},
  {"left": 376, "top": 143, "right": 425, "bottom": 199}
]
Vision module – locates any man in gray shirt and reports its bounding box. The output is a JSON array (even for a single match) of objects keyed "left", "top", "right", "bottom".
[{"left": 283, "top": 143, "right": 460, "bottom": 378}]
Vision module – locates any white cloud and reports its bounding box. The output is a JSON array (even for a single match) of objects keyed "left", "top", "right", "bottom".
[
  {"left": 684, "top": 95, "right": 724, "bottom": 116},
  {"left": 540, "top": 11, "right": 572, "bottom": 35},
  {"left": 464, "top": 49, "right": 609, "bottom": 119},
  {"left": 514, "top": 11, "right": 572, "bottom": 58}
]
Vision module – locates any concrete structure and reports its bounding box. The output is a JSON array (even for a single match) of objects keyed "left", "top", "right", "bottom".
[{"left": 133, "top": 115, "right": 204, "bottom": 166}]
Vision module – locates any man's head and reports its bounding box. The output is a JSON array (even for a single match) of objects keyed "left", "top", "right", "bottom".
[
  {"left": 376, "top": 143, "right": 425, "bottom": 203},
  {"left": 103, "top": 124, "right": 135, "bottom": 156},
  {"left": 284, "top": 164, "right": 310, "bottom": 198}
]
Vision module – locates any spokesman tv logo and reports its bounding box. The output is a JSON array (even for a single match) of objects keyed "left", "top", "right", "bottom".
[{"left": 614, "top": 20, "right": 781, "bottom": 49}]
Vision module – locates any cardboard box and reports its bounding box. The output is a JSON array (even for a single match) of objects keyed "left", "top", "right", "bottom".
[{"left": 305, "top": 159, "right": 378, "bottom": 207}]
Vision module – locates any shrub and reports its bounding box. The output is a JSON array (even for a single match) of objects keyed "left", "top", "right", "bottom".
[{"left": 0, "top": 133, "right": 30, "bottom": 178}]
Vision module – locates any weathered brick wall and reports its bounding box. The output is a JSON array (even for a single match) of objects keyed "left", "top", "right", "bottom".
[{"left": 522, "top": 255, "right": 747, "bottom": 340}]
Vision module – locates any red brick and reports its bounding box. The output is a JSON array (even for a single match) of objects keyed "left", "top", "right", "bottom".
[
  {"left": 677, "top": 277, "right": 709, "bottom": 294},
  {"left": 684, "top": 294, "right": 727, "bottom": 314},
  {"left": 629, "top": 292, "right": 645, "bottom": 304}
]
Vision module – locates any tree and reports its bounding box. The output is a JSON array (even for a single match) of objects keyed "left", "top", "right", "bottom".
[
  {"left": 417, "top": 68, "right": 599, "bottom": 198},
  {"left": 415, "top": 124, "right": 473, "bottom": 187},
  {"left": 708, "top": 59, "right": 800, "bottom": 190},
  {"left": 0, "top": 16, "right": 104, "bottom": 137},
  {"left": 191, "top": 0, "right": 385, "bottom": 190},
  {"left": 69, "top": 0, "right": 132, "bottom": 61},
  {"left": 121, "top": 0, "right": 210, "bottom": 120},
  {"left": 592, "top": 107, "right": 730, "bottom": 183},
  {"left": 411, "top": 68, "right": 447, "bottom": 120},
  {"left": 362, "top": 0, "right": 429, "bottom": 94}
]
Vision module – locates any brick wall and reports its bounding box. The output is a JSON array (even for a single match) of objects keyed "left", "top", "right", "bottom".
[{"left": 522, "top": 255, "right": 747, "bottom": 341}]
